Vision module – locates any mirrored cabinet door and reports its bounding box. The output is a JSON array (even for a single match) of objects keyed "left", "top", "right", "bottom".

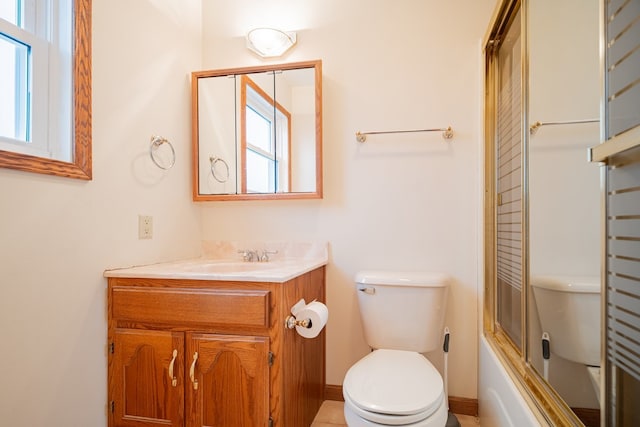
[
  {"left": 275, "top": 67, "right": 317, "bottom": 193},
  {"left": 197, "top": 74, "right": 237, "bottom": 194},
  {"left": 192, "top": 60, "right": 322, "bottom": 201}
]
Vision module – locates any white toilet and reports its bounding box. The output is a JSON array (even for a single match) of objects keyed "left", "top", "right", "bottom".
[
  {"left": 531, "top": 276, "right": 600, "bottom": 366},
  {"left": 343, "top": 271, "right": 450, "bottom": 427},
  {"left": 530, "top": 275, "right": 601, "bottom": 400}
]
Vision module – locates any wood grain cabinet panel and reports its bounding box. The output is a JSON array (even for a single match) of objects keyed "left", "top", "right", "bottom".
[
  {"left": 186, "top": 334, "right": 269, "bottom": 427},
  {"left": 107, "top": 267, "right": 326, "bottom": 427},
  {"left": 111, "top": 287, "right": 270, "bottom": 328},
  {"left": 110, "top": 329, "right": 185, "bottom": 427}
]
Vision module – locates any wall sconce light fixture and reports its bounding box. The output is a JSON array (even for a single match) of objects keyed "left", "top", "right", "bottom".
[{"left": 246, "top": 27, "right": 297, "bottom": 58}]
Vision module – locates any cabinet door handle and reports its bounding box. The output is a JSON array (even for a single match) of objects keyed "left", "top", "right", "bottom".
[
  {"left": 189, "top": 352, "right": 199, "bottom": 390},
  {"left": 168, "top": 349, "right": 178, "bottom": 387}
]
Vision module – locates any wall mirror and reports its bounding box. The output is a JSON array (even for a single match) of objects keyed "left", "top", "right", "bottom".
[
  {"left": 192, "top": 60, "right": 322, "bottom": 201},
  {"left": 0, "top": 0, "right": 91, "bottom": 180},
  {"left": 528, "top": 0, "right": 601, "bottom": 424}
]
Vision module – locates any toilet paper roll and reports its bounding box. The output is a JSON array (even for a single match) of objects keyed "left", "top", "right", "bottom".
[
  {"left": 291, "top": 298, "right": 307, "bottom": 316},
  {"left": 294, "top": 301, "right": 328, "bottom": 339}
]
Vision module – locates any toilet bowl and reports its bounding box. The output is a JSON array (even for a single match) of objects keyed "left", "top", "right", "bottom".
[
  {"left": 343, "top": 271, "right": 450, "bottom": 427},
  {"left": 531, "top": 275, "right": 600, "bottom": 366},
  {"left": 531, "top": 275, "right": 601, "bottom": 402},
  {"left": 343, "top": 349, "right": 448, "bottom": 426}
]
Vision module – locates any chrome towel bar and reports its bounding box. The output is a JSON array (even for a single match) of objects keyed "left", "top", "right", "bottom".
[
  {"left": 355, "top": 126, "right": 454, "bottom": 143},
  {"left": 529, "top": 119, "right": 598, "bottom": 135}
]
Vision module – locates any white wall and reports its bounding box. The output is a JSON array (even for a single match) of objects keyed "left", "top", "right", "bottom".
[
  {"left": 0, "top": 1, "right": 202, "bottom": 425},
  {"left": 199, "top": 0, "right": 496, "bottom": 399}
]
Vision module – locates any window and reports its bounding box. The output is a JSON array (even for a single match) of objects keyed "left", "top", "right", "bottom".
[
  {"left": 240, "top": 75, "right": 291, "bottom": 193},
  {"left": 0, "top": 0, "right": 89, "bottom": 180},
  {"left": 0, "top": 31, "right": 29, "bottom": 143}
]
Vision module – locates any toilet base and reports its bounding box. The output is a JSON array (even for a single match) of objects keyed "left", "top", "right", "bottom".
[
  {"left": 445, "top": 412, "right": 461, "bottom": 427},
  {"left": 587, "top": 366, "right": 601, "bottom": 404},
  {"left": 343, "top": 396, "right": 448, "bottom": 427}
]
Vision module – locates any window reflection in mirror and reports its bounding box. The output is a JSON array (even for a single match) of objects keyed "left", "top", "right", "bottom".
[
  {"left": 240, "top": 74, "right": 291, "bottom": 193},
  {"left": 192, "top": 60, "right": 322, "bottom": 201}
]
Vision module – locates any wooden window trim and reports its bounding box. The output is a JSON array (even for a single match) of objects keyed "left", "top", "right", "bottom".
[{"left": 0, "top": 0, "right": 92, "bottom": 180}]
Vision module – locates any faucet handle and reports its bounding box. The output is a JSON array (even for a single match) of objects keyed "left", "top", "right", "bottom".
[
  {"left": 237, "top": 250, "right": 255, "bottom": 262},
  {"left": 259, "top": 250, "right": 278, "bottom": 262}
]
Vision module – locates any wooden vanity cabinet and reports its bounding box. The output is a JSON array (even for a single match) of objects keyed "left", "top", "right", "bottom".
[{"left": 107, "top": 267, "right": 325, "bottom": 427}]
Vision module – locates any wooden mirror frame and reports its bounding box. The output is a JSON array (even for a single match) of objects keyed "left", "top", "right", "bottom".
[
  {"left": 191, "top": 60, "right": 322, "bottom": 201},
  {"left": 0, "top": 0, "right": 92, "bottom": 180}
]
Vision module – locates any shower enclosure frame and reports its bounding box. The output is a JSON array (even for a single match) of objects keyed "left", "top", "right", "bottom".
[{"left": 482, "top": 0, "right": 593, "bottom": 425}]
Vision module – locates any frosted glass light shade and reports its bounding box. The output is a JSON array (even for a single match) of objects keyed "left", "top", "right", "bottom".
[{"left": 246, "top": 28, "right": 296, "bottom": 58}]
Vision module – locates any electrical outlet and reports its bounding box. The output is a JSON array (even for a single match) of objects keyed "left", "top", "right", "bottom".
[{"left": 138, "top": 215, "right": 153, "bottom": 239}]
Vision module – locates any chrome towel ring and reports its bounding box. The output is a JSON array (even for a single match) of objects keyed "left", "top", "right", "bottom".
[
  {"left": 209, "top": 156, "right": 229, "bottom": 183},
  {"left": 150, "top": 136, "right": 176, "bottom": 170}
]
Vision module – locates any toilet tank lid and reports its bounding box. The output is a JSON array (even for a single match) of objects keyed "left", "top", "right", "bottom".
[
  {"left": 355, "top": 270, "right": 449, "bottom": 287},
  {"left": 530, "top": 275, "right": 600, "bottom": 293}
]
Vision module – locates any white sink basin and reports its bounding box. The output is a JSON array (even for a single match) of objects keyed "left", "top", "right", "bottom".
[
  {"left": 104, "top": 258, "right": 327, "bottom": 283},
  {"left": 104, "top": 241, "right": 329, "bottom": 282},
  {"left": 182, "top": 261, "right": 284, "bottom": 273}
]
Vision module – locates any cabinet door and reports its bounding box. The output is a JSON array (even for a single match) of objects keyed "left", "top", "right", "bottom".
[
  {"left": 110, "top": 329, "right": 185, "bottom": 427},
  {"left": 186, "top": 333, "right": 269, "bottom": 427}
]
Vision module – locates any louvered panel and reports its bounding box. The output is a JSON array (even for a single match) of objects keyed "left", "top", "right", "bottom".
[
  {"left": 608, "top": 190, "right": 640, "bottom": 215},
  {"left": 610, "top": 85, "right": 640, "bottom": 138},
  {"left": 609, "top": 238, "right": 640, "bottom": 257},
  {"left": 497, "top": 139, "right": 522, "bottom": 291},
  {"left": 608, "top": 282, "right": 640, "bottom": 318},
  {"left": 497, "top": 198, "right": 521, "bottom": 281},
  {"left": 607, "top": 159, "right": 640, "bottom": 384},
  {"left": 607, "top": 0, "right": 640, "bottom": 65},
  {"left": 608, "top": 46, "right": 640, "bottom": 96},
  {"left": 603, "top": 3, "right": 640, "bottom": 423},
  {"left": 609, "top": 256, "right": 640, "bottom": 279},
  {"left": 609, "top": 274, "right": 640, "bottom": 298},
  {"left": 609, "top": 0, "right": 626, "bottom": 13},
  {"left": 492, "top": 9, "right": 523, "bottom": 349},
  {"left": 608, "top": 218, "right": 640, "bottom": 238},
  {"left": 606, "top": 0, "right": 640, "bottom": 137}
]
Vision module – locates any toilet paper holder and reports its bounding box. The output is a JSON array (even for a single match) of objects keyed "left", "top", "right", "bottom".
[{"left": 285, "top": 315, "right": 312, "bottom": 330}]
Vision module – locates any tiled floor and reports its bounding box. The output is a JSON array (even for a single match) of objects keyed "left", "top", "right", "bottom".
[{"left": 311, "top": 400, "right": 480, "bottom": 427}]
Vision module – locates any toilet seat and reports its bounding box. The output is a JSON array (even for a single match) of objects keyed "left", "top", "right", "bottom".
[
  {"left": 343, "top": 349, "right": 444, "bottom": 425},
  {"left": 344, "top": 387, "right": 444, "bottom": 425}
]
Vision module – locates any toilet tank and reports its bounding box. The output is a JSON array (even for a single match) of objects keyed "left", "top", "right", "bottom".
[
  {"left": 531, "top": 276, "right": 601, "bottom": 366},
  {"left": 355, "top": 271, "right": 449, "bottom": 353}
]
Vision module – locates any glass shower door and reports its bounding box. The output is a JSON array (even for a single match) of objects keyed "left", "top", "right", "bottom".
[{"left": 495, "top": 8, "right": 524, "bottom": 348}]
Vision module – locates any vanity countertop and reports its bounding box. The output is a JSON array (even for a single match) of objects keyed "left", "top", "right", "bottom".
[{"left": 104, "top": 240, "right": 328, "bottom": 283}]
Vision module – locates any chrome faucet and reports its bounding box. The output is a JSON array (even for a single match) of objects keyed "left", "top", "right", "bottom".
[
  {"left": 258, "top": 250, "right": 278, "bottom": 262},
  {"left": 238, "top": 249, "right": 259, "bottom": 262},
  {"left": 238, "top": 249, "right": 278, "bottom": 262}
]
